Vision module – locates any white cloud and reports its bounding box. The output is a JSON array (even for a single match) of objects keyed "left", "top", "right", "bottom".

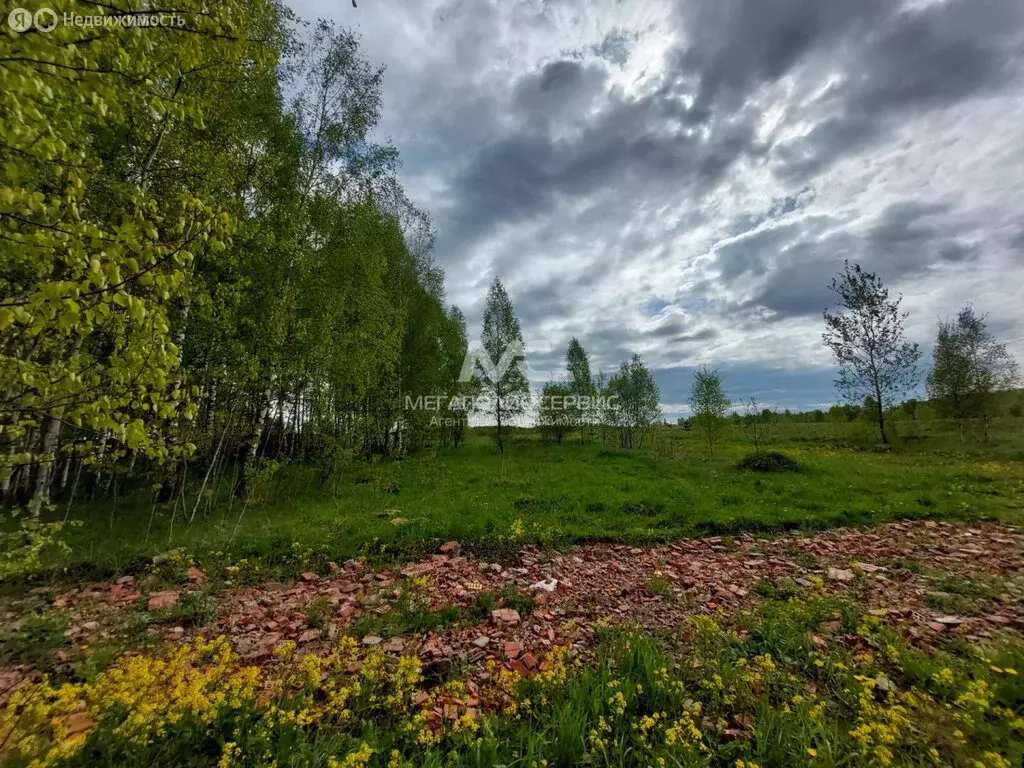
[{"left": 288, "top": 0, "right": 1024, "bottom": 409}]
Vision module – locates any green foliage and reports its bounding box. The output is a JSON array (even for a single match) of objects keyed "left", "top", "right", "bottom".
[
  {"left": 538, "top": 382, "right": 573, "bottom": 445},
  {"left": 152, "top": 590, "right": 219, "bottom": 628},
  {"left": 737, "top": 452, "right": 800, "bottom": 473},
  {"left": 646, "top": 576, "right": 673, "bottom": 596},
  {"left": 435, "top": 307, "right": 474, "bottom": 449},
  {"left": 243, "top": 458, "right": 283, "bottom": 507},
  {"left": 6, "top": 596, "right": 1023, "bottom": 768},
  {"left": 468, "top": 586, "right": 535, "bottom": 622},
  {"left": 498, "top": 585, "right": 536, "bottom": 616},
  {"left": 351, "top": 586, "right": 461, "bottom": 638},
  {"left": 877, "top": 557, "right": 922, "bottom": 574},
  {"left": 304, "top": 596, "right": 335, "bottom": 631},
  {"left": 927, "top": 305, "right": 1020, "bottom": 430},
  {"left": 606, "top": 354, "right": 661, "bottom": 448},
  {"left": 43, "top": 424, "right": 1024, "bottom": 579},
  {"left": 228, "top": 558, "right": 265, "bottom": 587},
  {"left": 2, "top": 4, "right": 469, "bottom": 520},
  {"left": 0, "top": 511, "right": 75, "bottom": 580},
  {"left": 690, "top": 366, "right": 731, "bottom": 454},
  {"left": 923, "top": 573, "right": 998, "bottom": 614},
  {"left": 566, "top": 337, "right": 597, "bottom": 442},
  {"left": 0, "top": 0, "right": 283, "bottom": 514},
  {"left": 150, "top": 547, "right": 195, "bottom": 584},
  {"left": 740, "top": 398, "right": 778, "bottom": 455},
  {"left": 823, "top": 261, "right": 922, "bottom": 445},
  {"left": 929, "top": 573, "right": 995, "bottom": 598},
  {"left": 923, "top": 591, "right": 977, "bottom": 615},
  {"left": 479, "top": 278, "right": 530, "bottom": 453}
]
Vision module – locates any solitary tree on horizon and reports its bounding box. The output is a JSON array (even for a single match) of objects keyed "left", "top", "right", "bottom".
[
  {"left": 480, "top": 278, "right": 529, "bottom": 453},
  {"left": 690, "top": 366, "right": 730, "bottom": 455},
  {"left": 740, "top": 397, "right": 777, "bottom": 456},
  {"left": 823, "top": 261, "right": 921, "bottom": 445}
]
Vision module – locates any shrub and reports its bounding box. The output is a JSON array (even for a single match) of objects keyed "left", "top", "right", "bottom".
[
  {"left": 243, "top": 457, "right": 283, "bottom": 506},
  {"left": 172, "top": 591, "right": 219, "bottom": 627},
  {"left": 737, "top": 451, "right": 799, "bottom": 472},
  {"left": 645, "top": 576, "right": 672, "bottom": 597},
  {"left": 150, "top": 548, "right": 194, "bottom": 583},
  {"left": 305, "top": 596, "right": 335, "bottom": 630},
  {"left": 0, "top": 511, "right": 76, "bottom": 580}
]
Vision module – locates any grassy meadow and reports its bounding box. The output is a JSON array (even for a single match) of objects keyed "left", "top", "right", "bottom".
[
  {"left": 54, "top": 416, "right": 1024, "bottom": 581},
  {"left": 4, "top": 416, "right": 1024, "bottom": 768}
]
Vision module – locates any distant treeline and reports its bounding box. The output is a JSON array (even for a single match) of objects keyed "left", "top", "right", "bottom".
[{"left": 673, "top": 390, "right": 1024, "bottom": 426}]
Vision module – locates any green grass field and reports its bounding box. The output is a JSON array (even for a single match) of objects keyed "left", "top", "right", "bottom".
[
  {"left": 56, "top": 418, "right": 1024, "bottom": 581},
  {"left": 6, "top": 418, "right": 1024, "bottom": 768}
]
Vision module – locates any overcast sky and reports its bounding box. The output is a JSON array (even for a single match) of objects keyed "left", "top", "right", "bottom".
[{"left": 289, "top": 0, "right": 1024, "bottom": 416}]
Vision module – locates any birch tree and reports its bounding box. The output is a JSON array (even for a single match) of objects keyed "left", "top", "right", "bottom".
[
  {"left": 565, "top": 337, "right": 596, "bottom": 443},
  {"left": 927, "top": 305, "right": 1020, "bottom": 438},
  {"left": 690, "top": 367, "right": 730, "bottom": 455},
  {"left": 822, "top": 262, "right": 921, "bottom": 445},
  {"left": 479, "top": 278, "right": 529, "bottom": 453}
]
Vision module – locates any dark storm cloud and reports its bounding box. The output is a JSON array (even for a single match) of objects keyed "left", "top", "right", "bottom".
[
  {"left": 747, "top": 258, "right": 839, "bottom": 322},
  {"left": 511, "top": 59, "right": 610, "bottom": 125},
  {"left": 292, "top": 0, "right": 1024, "bottom": 409},
  {"left": 515, "top": 281, "right": 575, "bottom": 323},
  {"left": 524, "top": 348, "right": 566, "bottom": 378},
  {"left": 866, "top": 202, "right": 976, "bottom": 266},
  {"left": 771, "top": 0, "right": 1024, "bottom": 180},
  {"left": 736, "top": 201, "right": 980, "bottom": 321},
  {"left": 714, "top": 223, "right": 802, "bottom": 282},
  {"left": 668, "top": 328, "right": 718, "bottom": 346},
  {"left": 551, "top": 323, "right": 719, "bottom": 379},
  {"left": 1010, "top": 227, "right": 1024, "bottom": 253},
  {"left": 442, "top": 83, "right": 759, "bottom": 260},
  {"left": 712, "top": 211, "right": 841, "bottom": 286},
  {"left": 524, "top": 324, "right": 641, "bottom": 379},
  {"left": 566, "top": 326, "right": 640, "bottom": 374},
  {"left": 672, "top": 0, "right": 1022, "bottom": 179},
  {"left": 850, "top": 3, "right": 1019, "bottom": 112},
  {"left": 652, "top": 321, "right": 686, "bottom": 338},
  {"left": 728, "top": 189, "right": 815, "bottom": 237},
  {"left": 440, "top": 0, "right": 1023, "bottom": 270},
  {"left": 671, "top": 0, "right": 891, "bottom": 119}
]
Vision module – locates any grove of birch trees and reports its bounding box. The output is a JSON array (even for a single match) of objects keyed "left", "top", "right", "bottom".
[{"left": 0, "top": 2, "right": 468, "bottom": 515}]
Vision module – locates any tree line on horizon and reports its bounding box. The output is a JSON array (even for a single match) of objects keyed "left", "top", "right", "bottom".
[{"left": 472, "top": 263, "right": 1021, "bottom": 455}]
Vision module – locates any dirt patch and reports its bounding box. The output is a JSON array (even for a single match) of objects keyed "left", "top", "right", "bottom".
[{"left": 3, "top": 520, "right": 1022, "bottom": 701}]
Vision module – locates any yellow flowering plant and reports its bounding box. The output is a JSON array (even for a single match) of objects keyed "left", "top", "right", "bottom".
[{"left": 2, "top": 595, "right": 1021, "bottom": 768}]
